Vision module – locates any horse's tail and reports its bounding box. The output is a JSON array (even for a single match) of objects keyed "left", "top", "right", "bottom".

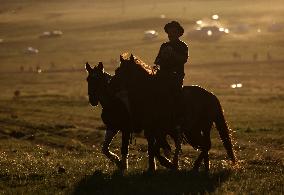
[{"left": 214, "top": 97, "right": 236, "bottom": 163}]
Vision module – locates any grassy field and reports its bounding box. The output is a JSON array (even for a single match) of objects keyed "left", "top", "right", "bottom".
[{"left": 0, "top": 0, "right": 283, "bottom": 194}]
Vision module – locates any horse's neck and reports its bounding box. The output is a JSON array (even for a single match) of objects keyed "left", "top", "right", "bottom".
[{"left": 98, "top": 73, "right": 115, "bottom": 109}]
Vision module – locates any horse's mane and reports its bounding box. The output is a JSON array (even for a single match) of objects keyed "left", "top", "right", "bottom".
[
  {"left": 113, "top": 53, "right": 162, "bottom": 126},
  {"left": 111, "top": 52, "right": 159, "bottom": 108},
  {"left": 117, "top": 52, "right": 157, "bottom": 78}
]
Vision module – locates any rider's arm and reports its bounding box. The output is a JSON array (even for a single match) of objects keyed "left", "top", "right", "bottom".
[{"left": 154, "top": 43, "right": 166, "bottom": 65}]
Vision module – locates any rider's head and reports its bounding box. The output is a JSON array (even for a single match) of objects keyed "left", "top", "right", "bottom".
[{"left": 164, "top": 21, "right": 184, "bottom": 42}]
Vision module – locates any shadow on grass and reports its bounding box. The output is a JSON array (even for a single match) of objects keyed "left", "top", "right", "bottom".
[{"left": 73, "top": 169, "right": 231, "bottom": 195}]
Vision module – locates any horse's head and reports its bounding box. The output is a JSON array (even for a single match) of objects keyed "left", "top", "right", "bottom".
[
  {"left": 85, "top": 62, "right": 107, "bottom": 107},
  {"left": 119, "top": 53, "right": 135, "bottom": 70},
  {"left": 119, "top": 53, "right": 157, "bottom": 79}
]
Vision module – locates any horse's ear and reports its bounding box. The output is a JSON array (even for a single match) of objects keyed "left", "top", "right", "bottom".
[
  {"left": 120, "top": 55, "right": 124, "bottom": 62},
  {"left": 97, "top": 62, "right": 104, "bottom": 71},
  {"left": 130, "top": 54, "right": 135, "bottom": 62},
  {"left": 85, "top": 62, "right": 92, "bottom": 72}
]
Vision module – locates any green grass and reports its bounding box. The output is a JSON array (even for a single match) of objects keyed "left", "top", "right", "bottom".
[{"left": 0, "top": 0, "right": 283, "bottom": 194}]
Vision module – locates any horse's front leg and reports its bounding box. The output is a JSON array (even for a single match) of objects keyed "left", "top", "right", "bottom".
[
  {"left": 120, "top": 130, "right": 131, "bottom": 171},
  {"left": 102, "top": 127, "right": 120, "bottom": 167},
  {"left": 154, "top": 136, "right": 176, "bottom": 170},
  {"left": 193, "top": 151, "right": 205, "bottom": 171},
  {"left": 203, "top": 151, "right": 210, "bottom": 172},
  {"left": 172, "top": 131, "right": 182, "bottom": 170}
]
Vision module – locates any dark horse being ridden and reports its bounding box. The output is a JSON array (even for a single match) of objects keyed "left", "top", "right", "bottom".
[
  {"left": 86, "top": 61, "right": 177, "bottom": 172},
  {"left": 86, "top": 54, "right": 236, "bottom": 172},
  {"left": 114, "top": 53, "right": 235, "bottom": 171}
]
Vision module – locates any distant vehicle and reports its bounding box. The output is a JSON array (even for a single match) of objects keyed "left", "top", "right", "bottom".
[
  {"left": 39, "top": 30, "right": 63, "bottom": 38},
  {"left": 187, "top": 26, "right": 229, "bottom": 41},
  {"left": 143, "top": 30, "right": 158, "bottom": 40},
  {"left": 25, "top": 47, "right": 39, "bottom": 54}
]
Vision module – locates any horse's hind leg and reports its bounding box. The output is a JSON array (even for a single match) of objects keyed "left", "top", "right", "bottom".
[
  {"left": 203, "top": 130, "right": 211, "bottom": 172},
  {"left": 203, "top": 123, "right": 213, "bottom": 172},
  {"left": 102, "top": 127, "right": 120, "bottom": 167},
  {"left": 146, "top": 135, "right": 156, "bottom": 172},
  {"left": 193, "top": 120, "right": 212, "bottom": 172}
]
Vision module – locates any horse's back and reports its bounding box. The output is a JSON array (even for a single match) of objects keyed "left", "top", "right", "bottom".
[{"left": 182, "top": 85, "right": 217, "bottom": 103}]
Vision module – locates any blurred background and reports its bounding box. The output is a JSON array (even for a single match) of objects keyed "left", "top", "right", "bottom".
[
  {"left": 0, "top": 1, "right": 283, "bottom": 193},
  {"left": 1, "top": 0, "right": 283, "bottom": 71}
]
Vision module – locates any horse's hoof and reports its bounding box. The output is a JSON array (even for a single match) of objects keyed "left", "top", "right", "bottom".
[
  {"left": 120, "top": 165, "right": 128, "bottom": 172},
  {"left": 191, "top": 167, "right": 199, "bottom": 174},
  {"left": 173, "top": 164, "right": 179, "bottom": 171},
  {"left": 163, "top": 149, "right": 171, "bottom": 159},
  {"left": 114, "top": 159, "right": 122, "bottom": 169},
  {"left": 147, "top": 163, "right": 157, "bottom": 173},
  {"left": 113, "top": 169, "right": 124, "bottom": 176},
  {"left": 118, "top": 158, "right": 128, "bottom": 172},
  {"left": 147, "top": 168, "right": 156, "bottom": 174},
  {"left": 172, "top": 159, "right": 179, "bottom": 170},
  {"left": 204, "top": 170, "right": 210, "bottom": 177},
  {"left": 231, "top": 158, "right": 237, "bottom": 165}
]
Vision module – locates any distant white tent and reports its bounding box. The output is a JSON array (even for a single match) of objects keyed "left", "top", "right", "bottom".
[
  {"left": 39, "top": 30, "right": 63, "bottom": 38},
  {"left": 25, "top": 47, "right": 39, "bottom": 54},
  {"left": 143, "top": 30, "right": 158, "bottom": 40}
]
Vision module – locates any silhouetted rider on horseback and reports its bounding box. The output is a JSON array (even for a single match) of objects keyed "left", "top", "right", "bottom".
[
  {"left": 154, "top": 21, "right": 189, "bottom": 128},
  {"left": 155, "top": 21, "right": 188, "bottom": 89}
]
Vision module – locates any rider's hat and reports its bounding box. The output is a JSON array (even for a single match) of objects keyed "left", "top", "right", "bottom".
[{"left": 164, "top": 21, "right": 184, "bottom": 37}]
